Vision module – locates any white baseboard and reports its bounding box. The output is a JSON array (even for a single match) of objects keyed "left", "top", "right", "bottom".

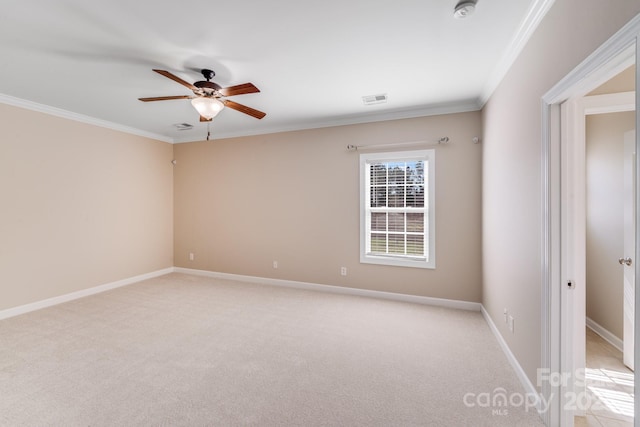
[
  {"left": 586, "top": 317, "right": 623, "bottom": 352},
  {"left": 173, "top": 267, "right": 481, "bottom": 311},
  {"left": 481, "top": 306, "right": 542, "bottom": 414},
  {"left": 0, "top": 268, "right": 174, "bottom": 320},
  {"left": 0, "top": 266, "right": 481, "bottom": 320}
]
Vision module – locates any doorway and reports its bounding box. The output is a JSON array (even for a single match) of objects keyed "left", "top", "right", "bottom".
[
  {"left": 579, "top": 97, "right": 635, "bottom": 425},
  {"left": 540, "top": 15, "right": 640, "bottom": 427},
  {"left": 560, "top": 72, "right": 636, "bottom": 427}
]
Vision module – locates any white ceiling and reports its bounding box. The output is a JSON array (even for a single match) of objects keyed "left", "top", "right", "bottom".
[{"left": 0, "top": 0, "right": 549, "bottom": 143}]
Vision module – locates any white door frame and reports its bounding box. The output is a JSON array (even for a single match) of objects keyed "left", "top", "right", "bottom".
[
  {"left": 541, "top": 14, "right": 640, "bottom": 427},
  {"left": 624, "top": 129, "right": 637, "bottom": 371}
]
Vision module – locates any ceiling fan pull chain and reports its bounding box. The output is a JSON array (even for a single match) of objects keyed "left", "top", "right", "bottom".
[{"left": 207, "top": 122, "right": 211, "bottom": 141}]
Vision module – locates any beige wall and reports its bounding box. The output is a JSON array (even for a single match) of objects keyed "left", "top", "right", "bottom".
[
  {"left": 585, "top": 111, "right": 635, "bottom": 339},
  {"left": 174, "top": 112, "right": 482, "bottom": 302},
  {"left": 589, "top": 65, "right": 635, "bottom": 95},
  {"left": 0, "top": 104, "right": 174, "bottom": 310},
  {"left": 482, "top": 0, "right": 640, "bottom": 387}
]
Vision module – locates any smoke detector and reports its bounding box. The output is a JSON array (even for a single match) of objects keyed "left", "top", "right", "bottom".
[{"left": 454, "top": 1, "right": 476, "bottom": 19}]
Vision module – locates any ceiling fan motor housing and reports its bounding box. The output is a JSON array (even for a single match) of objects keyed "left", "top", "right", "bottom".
[
  {"left": 194, "top": 80, "right": 222, "bottom": 95},
  {"left": 193, "top": 69, "right": 221, "bottom": 96}
]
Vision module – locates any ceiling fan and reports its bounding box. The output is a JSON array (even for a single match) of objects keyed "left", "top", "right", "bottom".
[{"left": 139, "top": 69, "right": 266, "bottom": 122}]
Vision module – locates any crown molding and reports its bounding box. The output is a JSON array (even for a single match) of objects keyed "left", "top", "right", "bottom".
[
  {"left": 1, "top": 90, "right": 480, "bottom": 145},
  {"left": 172, "top": 100, "right": 482, "bottom": 143},
  {"left": 478, "top": 0, "right": 556, "bottom": 107},
  {"left": 0, "top": 93, "right": 174, "bottom": 143}
]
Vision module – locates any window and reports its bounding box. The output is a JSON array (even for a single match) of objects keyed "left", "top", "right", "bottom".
[{"left": 360, "top": 149, "right": 435, "bottom": 269}]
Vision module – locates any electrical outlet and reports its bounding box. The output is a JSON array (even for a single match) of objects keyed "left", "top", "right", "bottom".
[
  {"left": 189, "top": 252, "right": 194, "bottom": 261},
  {"left": 273, "top": 261, "right": 278, "bottom": 269},
  {"left": 508, "top": 315, "right": 514, "bottom": 333},
  {"left": 340, "top": 267, "right": 347, "bottom": 276}
]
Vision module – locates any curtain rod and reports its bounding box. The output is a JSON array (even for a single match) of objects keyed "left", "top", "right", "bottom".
[{"left": 346, "top": 137, "right": 449, "bottom": 151}]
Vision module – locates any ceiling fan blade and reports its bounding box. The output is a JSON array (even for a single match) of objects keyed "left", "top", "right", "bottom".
[
  {"left": 223, "top": 100, "right": 266, "bottom": 119},
  {"left": 200, "top": 116, "right": 212, "bottom": 122},
  {"left": 153, "top": 69, "right": 197, "bottom": 91},
  {"left": 138, "top": 95, "right": 194, "bottom": 102},
  {"left": 219, "top": 83, "right": 260, "bottom": 97}
]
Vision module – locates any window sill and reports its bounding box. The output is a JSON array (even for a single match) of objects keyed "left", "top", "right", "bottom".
[{"left": 360, "top": 254, "right": 435, "bottom": 269}]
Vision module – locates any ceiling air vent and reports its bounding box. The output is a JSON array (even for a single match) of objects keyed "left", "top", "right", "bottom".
[
  {"left": 362, "top": 93, "right": 388, "bottom": 105},
  {"left": 174, "top": 123, "right": 194, "bottom": 131}
]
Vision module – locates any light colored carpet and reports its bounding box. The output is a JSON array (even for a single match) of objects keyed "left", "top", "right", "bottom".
[{"left": 0, "top": 273, "right": 543, "bottom": 426}]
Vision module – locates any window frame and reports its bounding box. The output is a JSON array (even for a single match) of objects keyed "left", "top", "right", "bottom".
[{"left": 359, "top": 149, "right": 436, "bottom": 269}]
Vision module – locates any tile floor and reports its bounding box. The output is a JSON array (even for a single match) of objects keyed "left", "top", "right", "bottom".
[{"left": 575, "top": 327, "right": 633, "bottom": 427}]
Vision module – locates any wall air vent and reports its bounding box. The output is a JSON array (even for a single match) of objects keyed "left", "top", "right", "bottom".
[
  {"left": 362, "top": 94, "right": 388, "bottom": 105},
  {"left": 174, "top": 123, "right": 194, "bottom": 131}
]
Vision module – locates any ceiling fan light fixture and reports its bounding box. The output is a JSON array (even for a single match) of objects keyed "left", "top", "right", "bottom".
[{"left": 191, "top": 97, "right": 224, "bottom": 119}]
